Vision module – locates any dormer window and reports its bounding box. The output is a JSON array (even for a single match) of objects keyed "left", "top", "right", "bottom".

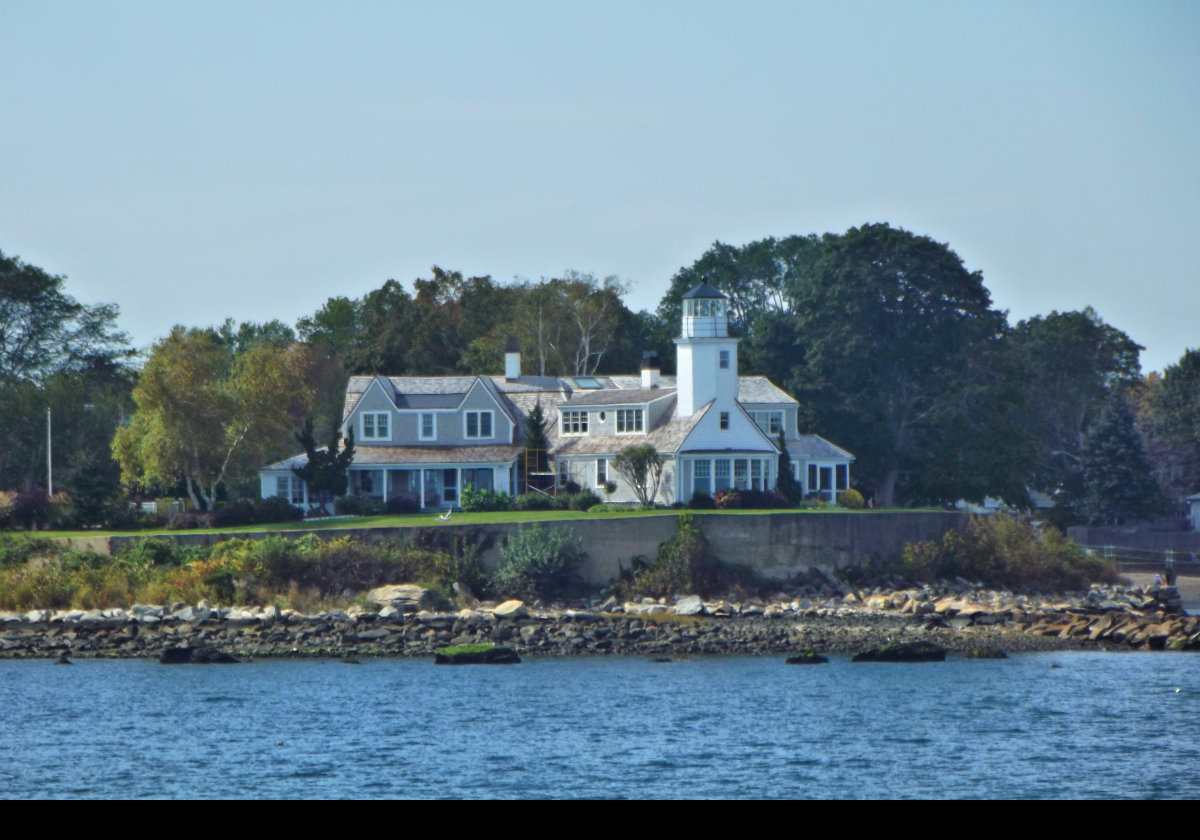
[
  {"left": 465, "top": 410, "right": 494, "bottom": 440},
  {"left": 362, "top": 412, "right": 391, "bottom": 441},
  {"left": 562, "top": 410, "right": 589, "bottom": 435},
  {"left": 616, "top": 409, "right": 644, "bottom": 433},
  {"left": 419, "top": 413, "right": 436, "bottom": 441}
]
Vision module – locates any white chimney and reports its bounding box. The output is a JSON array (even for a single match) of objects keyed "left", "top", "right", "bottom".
[
  {"left": 504, "top": 335, "right": 521, "bottom": 380},
  {"left": 640, "top": 351, "right": 661, "bottom": 389}
]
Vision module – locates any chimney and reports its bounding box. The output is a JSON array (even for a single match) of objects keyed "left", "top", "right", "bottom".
[
  {"left": 504, "top": 335, "right": 521, "bottom": 380},
  {"left": 640, "top": 351, "right": 661, "bottom": 388}
]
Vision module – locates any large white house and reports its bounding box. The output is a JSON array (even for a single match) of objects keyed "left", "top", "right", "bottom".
[{"left": 260, "top": 283, "right": 854, "bottom": 510}]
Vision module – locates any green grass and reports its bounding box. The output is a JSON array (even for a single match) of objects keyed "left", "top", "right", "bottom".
[
  {"left": 27, "top": 505, "right": 937, "bottom": 541},
  {"left": 435, "top": 643, "right": 497, "bottom": 657}
]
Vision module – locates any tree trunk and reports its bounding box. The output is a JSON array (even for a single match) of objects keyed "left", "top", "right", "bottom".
[{"left": 876, "top": 468, "right": 897, "bottom": 509}]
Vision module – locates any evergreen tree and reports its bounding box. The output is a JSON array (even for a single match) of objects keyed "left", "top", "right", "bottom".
[
  {"left": 775, "top": 430, "right": 801, "bottom": 504},
  {"left": 292, "top": 419, "right": 355, "bottom": 510},
  {"left": 1080, "top": 395, "right": 1161, "bottom": 524},
  {"left": 521, "top": 401, "right": 551, "bottom": 493}
]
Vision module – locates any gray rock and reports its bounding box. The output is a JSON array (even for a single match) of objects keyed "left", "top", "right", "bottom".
[
  {"left": 367, "top": 584, "right": 440, "bottom": 613},
  {"left": 492, "top": 600, "right": 529, "bottom": 619},
  {"left": 675, "top": 595, "right": 704, "bottom": 616}
]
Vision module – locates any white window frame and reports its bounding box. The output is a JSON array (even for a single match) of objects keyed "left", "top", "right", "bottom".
[
  {"left": 616, "top": 408, "right": 644, "bottom": 434},
  {"left": 719, "top": 350, "right": 730, "bottom": 369},
  {"left": 596, "top": 458, "right": 607, "bottom": 487},
  {"left": 719, "top": 411, "right": 730, "bottom": 430},
  {"left": 561, "top": 410, "right": 589, "bottom": 435},
  {"left": 361, "top": 412, "right": 391, "bottom": 441},
  {"left": 464, "top": 410, "right": 494, "bottom": 440},
  {"left": 751, "top": 411, "right": 783, "bottom": 435},
  {"left": 419, "top": 412, "right": 436, "bottom": 442}
]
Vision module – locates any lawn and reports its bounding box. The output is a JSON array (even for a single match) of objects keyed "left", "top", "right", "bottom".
[{"left": 27, "top": 505, "right": 931, "bottom": 541}]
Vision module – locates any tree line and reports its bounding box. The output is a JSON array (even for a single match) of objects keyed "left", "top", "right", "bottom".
[{"left": 2, "top": 223, "right": 1199, "bottom": 528}]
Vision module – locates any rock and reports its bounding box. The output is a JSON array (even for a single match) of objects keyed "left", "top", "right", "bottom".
[
  {"left": 852, "top": 642, "right": 946, "bottom": 663},
  {"left": 785, "top": 651, "right": 828, "bottom": 665},
  {"left": 434, "top": 644, "right": 521, "bottom": 665},
  {"left": 453, "top": 581, "right": 479, "bottom": 608},
  {"left": 491, "top": 600, "right": 529, "bottom": 619},
  {"left": 159, "top": 646, "right": 240, "bottom": 664},
  {"left": 367, "top": 584, "right": 440, "bottom": 613},
  {"left": 675, "top": 595, "right": 704, "bottom": 616},
  {"left": 964, "top": 648, "right": 1008, "bottom": 659},
  {"left": 54, "top": 652, "right": 72, "bottom": 665}
]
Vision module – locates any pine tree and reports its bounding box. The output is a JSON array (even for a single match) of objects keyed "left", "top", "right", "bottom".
[
  {"left": 775, "top": 430, "right": 801, "bottom": 504},
  {"left": 292, "top": 419, "right": 355, "bottom": 510},
  {"left": 1080, "top": 395, "right": 1161, "bottom": 524}
]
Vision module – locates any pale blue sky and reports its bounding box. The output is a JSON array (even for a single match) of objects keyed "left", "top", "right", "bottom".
[{"left": 2, "top": 0, "right": 1197, "bottom": 372}]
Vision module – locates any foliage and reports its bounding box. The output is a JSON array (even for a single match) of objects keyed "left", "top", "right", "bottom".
[
  {"left": 611, "top": 444, "right": 664, "bottom": 506},
  {"left": 0, "top": 249, "right": 131, "bottom": 385},
  {"left": 629, "top": 513, "right": 717, "bottom": 597},
  {"left": 787, "top": 223, "right": 1017, "bottom": 508},
  {"left": 837, "top": 488, "right": 865, "bottom": 509},
  {"left": 492, "top": 524, "right": 584, "bottom": 601},
  {"left": 291, "top": 419, "right": 355, "bottom": 510},
  {"left": 688, "top": 492, "right": 715, "bottom": 509},
  {"left": 713, "top": 488, "right": 790, "bottom": 509},
  {"left": 775, "top": 431, "right": 801, "bottom": 504},
  {"left": 512, "top": 492, "right": 555, "bottom": 511},
  {"left": 1146, "top": 349, "right": 1200, "bottom": 502},
  {"left": 568, "top": 491, "right": 601, "bottom": 511},
  {"left": 460, "top": 485, "right": 512, "bottom": 512},
  {"left": 1079, "top": 394, "right": 1161, "bottom": 524},
  {"left": 9, "top": 484, "right": 51, "bottom": 530},
  {"left": 113, "top": 326, "right": 320, "bottom": 511},
  {"left": 334, "top": 495, "right": 386, "bottom": 516},
  {"left": 896, "top": 515, "right": 1118, "bottom": 591}
]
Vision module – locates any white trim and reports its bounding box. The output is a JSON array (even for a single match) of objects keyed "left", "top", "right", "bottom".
[
  {"left": 561, "top": 409, "right": 589, "bottom": 436},
  {"left": 361, "top": 411, "right": 392, "bottom": 442},
  {"left": 419, "top": 412, "right": 437, "bottom": 441},
  {"left": 464, "top": 409, "right": 495, "bottom": 440},
  {"left": 615, "top": 408, "right": 644, "bottom": 434}
]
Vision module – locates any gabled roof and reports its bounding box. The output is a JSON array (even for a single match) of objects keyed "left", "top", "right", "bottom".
[{"left": 555, "top": 398, "right": 711, "bottom": 456}]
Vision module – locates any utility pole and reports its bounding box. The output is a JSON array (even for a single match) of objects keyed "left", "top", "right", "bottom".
[{"left": 46, "top": 408, "right": 53, "bottom": 497}]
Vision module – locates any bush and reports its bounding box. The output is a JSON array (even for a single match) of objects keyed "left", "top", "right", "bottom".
[
  {"left": 896, "top": 515, "right": 1118, "bottom": 591},
  {"left": 837, "top": 488, "right": 865, "bottom": 509},
  {"left": 253, "top": 496, "right": 305, "bottom": 524},
  {"left": 688, "top": 492, "right": 715, "bottom": 510},
  {"left": 211, "top": 500, "right": 257, "bottom": 528},
  {"left": 713, "top": 489, "right": 790, "bottom": 509},
  {"left": 10, "top": 485, "right": 51, "bottom": 530},
  {"left": 384, "top": 496, "right": 421, "bottom": 515},
  {"left": 512, "top": 492, "right": 555, "bottom": 511},
  {"left": 568, "top": 491, "right": 601, "bottom": 511},
  {"left": 166, "top": 511, "right": 213, "bottom": 530},
  {"left": 492, "top": 525, "right": 584, "bottom": 601},
  {"left": 334, "top": 496, "right": 386, "bottom": 516},
  {"left": 460, "top": 485, "right": 512, "bottom": 512},
  {"left": 632, "top": 512, "right": 717, "bottom": 597}
]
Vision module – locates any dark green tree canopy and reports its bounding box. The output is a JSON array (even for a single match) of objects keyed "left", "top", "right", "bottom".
[
  {"left": 1080, "top": 394, "right": 1161, "bottom": 524},
  {"left": 292, "top": 419, "right": 355, "bottom": 508},
  {"left": 0, "top": 249, "right": 131, "bottom": 384}
]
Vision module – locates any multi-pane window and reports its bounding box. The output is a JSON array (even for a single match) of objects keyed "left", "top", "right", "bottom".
[
  {"left": 734, "top": 459, "right": 748, "bottom": 490},
  {"left": 596, "top": 459, "right": 607, "bottom": 487},
  {"left": 719, "top": 350, "right": 730, "bottom": 369},
  {"left": 751, "top": 411, "right": 783, "bottom": 435},
  {"left": 275, "top": 476, "right": 304, "bottom": 505},
  {"left": 419, "top": 413, "right": 436, "bottom": 441},
  {"left": 465, "top": 411, "right": 493, "bottom": 439},
  {"left": 715, "top": 459, "right": 732, "bottom": 491},
  {"left": 719, "top": 412, "right": 730, "bottom": 430},
  {"left": 693, "top": 460, "right": 711, "bottom": 494},
  {"left": 751, "top": 459, "right": 763, "bottom": 491},
  {"left": 562, "top": 410, "right": 589, "bottom": 435},
  {"left": 362, "top": 412, "right": 390, "bottom": 441},
  {"left": 616, "top": 409, "right": 643, "bottom": 433}
]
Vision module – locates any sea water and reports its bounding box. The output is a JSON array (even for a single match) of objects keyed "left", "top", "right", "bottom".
[{"left": 1, "top": 653, "right": 1197, "bottom": 799}]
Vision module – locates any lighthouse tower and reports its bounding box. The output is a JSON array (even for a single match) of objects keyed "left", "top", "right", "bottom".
[{"left": 675, "top": 283, "right": 739, "bottom": 417}]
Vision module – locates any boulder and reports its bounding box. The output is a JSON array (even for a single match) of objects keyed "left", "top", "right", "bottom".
[
  {"left": 852, "top": 642, "right": 946, "bottom": 663},
  {"left": 674, "top": 595, "right": 704, "bottom": 616},
  {"left": 158, "top": 646, "right": 240, "bottom": 664},
  {"left": 491, "top": 600, "right": 529, "bottom": 619},
  {"left": 434, "top": 644, "right": 521, "bottom": 665},
  {"left": 785, "top": 651, "right": 829, "bottom": 665},
  {"left": 367, "top": 584, "right": 441, "bottom": 613}
]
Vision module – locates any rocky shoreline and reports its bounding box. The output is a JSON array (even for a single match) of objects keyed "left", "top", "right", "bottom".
[{"left": 2, "top": 580, "right": 1196, "bottom": 661}]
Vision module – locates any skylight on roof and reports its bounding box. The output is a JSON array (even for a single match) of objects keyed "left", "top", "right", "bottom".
[{"left": 573, "top": 377, "right": 601, "bottom": 389}]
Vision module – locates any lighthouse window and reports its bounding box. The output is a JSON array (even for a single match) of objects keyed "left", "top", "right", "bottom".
[{"left": 719, "top": 350, "right": 730, "bottom": 369}]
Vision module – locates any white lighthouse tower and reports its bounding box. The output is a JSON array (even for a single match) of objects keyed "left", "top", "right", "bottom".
[{"left": 675, "top": 283, "right": 739, "bottom": 417}]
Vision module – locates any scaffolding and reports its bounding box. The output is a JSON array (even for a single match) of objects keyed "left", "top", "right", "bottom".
[{"left": 523, "top": 448, "right": 559, "bottom": 497}]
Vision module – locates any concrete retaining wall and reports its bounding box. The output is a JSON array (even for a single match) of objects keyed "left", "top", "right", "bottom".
[{"left": 85, "top": 511, "right": 966, "bottom": 587}]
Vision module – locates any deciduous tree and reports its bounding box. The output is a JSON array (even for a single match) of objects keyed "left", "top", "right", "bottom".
[{"left": 611, "top": 443, "right": 664, "bottom": 507}]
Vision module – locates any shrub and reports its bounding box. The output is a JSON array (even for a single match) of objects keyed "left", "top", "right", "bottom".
[
  {"left": 334, "top": 496, "right": 386, "bottom": 516},
  {"left": 460, "top": 485, "right": 512, "bottom": 513},
  {"left": 688, "top": 492, "right": 715, "bottom": 510},
  {"left": 632, "top": 512, "right": 717, "bottom": 597},
  {"left": 492, "top": 525, "right": 584, "bottom": 601},
  {"left": 384, "top": 496, "right": 421, "bottom": 515},
  {"left": 167, "top": 511, "right": 213, "bottom": 530},
  {"left": 713, "top": 489, "right": 790, "bottom": 509},
  {"left": 896, "top": 515, "right": 1119, "bottom": 591},
  {"left": 211, "top": 500, "right": 257, "bottom": 528},
  {"left": 837, "top": 489, "right": 865, "bottom": 509},
  {"left": 254, "top": 496, "right": 305, "bottom": 524},
  {"left": 512, "top": 492, "right": 555, "bottom": 511},
  {"left": 10, "top": 485, "right": 51, "bottom": 530},
  {"left": 568, "top": 491, "right": 601, "bottom": 511}
]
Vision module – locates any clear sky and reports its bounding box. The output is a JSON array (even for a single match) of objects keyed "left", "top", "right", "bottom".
[{"left": 2, "top": 0, "right": 1196, "bottom": 373}]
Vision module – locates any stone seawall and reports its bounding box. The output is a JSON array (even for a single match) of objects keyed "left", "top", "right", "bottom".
[{"left": 74, "top": 511, "right": 966, "bottom": 586}]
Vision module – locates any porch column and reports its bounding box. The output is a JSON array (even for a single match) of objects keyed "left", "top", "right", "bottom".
[{"left": 419, "top": 470, "right": 426, "bottom": 511}]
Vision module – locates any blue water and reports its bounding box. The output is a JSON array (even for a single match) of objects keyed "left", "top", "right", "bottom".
[{"left": 2, "top": 653, "right": 1198, "bottom": 799}]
